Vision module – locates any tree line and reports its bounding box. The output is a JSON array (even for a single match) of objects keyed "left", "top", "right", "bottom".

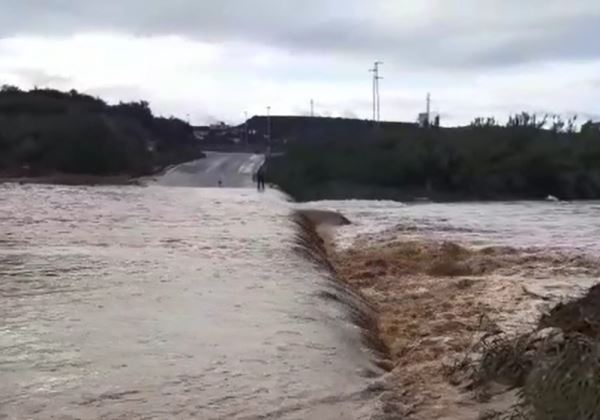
[
  {"left": 267, "top": 113, "right": 600, "bottom": 201},
  {"left": 0, "top": 86, "right": 203, "bottom": 177}
]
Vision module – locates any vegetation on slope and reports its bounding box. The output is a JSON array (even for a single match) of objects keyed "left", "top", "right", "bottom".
[
  {"left": 463, "top": 284, "right": 600, "bottom": 419},
  {"left": 268, "top": 113, "right": 600, "bottom": 201},
  {"left": 0, "top": 85, "right": 204, "bottom": 178}
]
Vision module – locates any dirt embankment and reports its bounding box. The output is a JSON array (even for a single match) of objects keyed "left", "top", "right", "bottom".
[{"left": 310, "top": 215, "right": 600, "bottom": 419}]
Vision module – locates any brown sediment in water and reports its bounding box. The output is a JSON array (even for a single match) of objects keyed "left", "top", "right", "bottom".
[
  {"left": 300, "top": 212, "right": 600, "bottom": 419},
  {"left": 297, "top": 208, "right": 352, "bottom": 227},
  {"left": 292, "top": 211, "right": 391, "bottom": 364}
]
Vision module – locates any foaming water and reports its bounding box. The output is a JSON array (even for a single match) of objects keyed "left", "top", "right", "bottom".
[
  {"left": 305, "top": 200, "right": 600, "bottom": 255},
  {"left": 306, "top": 199, "right": 600, "bottom": 418},
  {"left": 0, "top": 184, "right": 383, "bottom": 419},
  {"left": 303, "top": 199, "right": 600, "bottom": 335}
]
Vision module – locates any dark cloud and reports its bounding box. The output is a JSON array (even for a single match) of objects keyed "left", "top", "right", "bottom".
[
  {"left": 458, "top": 14, "right": 600, "bottom": 67},
  {"left": 1, "top": 0, "right": 600, "bottom": 69}
]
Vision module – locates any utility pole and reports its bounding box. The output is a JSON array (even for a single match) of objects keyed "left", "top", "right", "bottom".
[
  {"left": 426, "top": 93, "right": 431, "bottom": 124},
  {"left": 369, "top": 65, "right": 376, "bottom": 121},
  {"left": 376, "top": 62, "right": 383, "bottom": 122},
  {"left": 310, "top": 99, "right": 314, "bottom": 117},
  {"left": 369, "top": 61, "right": 383, "bottom": 123}
]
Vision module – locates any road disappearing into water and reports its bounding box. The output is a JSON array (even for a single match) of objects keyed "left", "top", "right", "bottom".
[
  {"left": 0, "top": 151, "right": 387, "bottom": 419},
  {"left": 157, "top": 152, "right": 265, "bottom": 188}
]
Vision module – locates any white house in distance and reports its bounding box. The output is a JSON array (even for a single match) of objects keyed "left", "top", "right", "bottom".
[
  {"left": 417, "top": 112, "right": 440, "bottom": 128},
  {"left": 192, "top": 123, "right": 243, "bottom": 144},
  {"left": 193, "top": 127, "right": 210, "bottom": 140},
  {"left": 417, "top": 92, "right": 440, "bottom": 127}
]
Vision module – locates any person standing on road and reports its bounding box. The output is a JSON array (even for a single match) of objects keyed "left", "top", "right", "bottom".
[{"left": 256, "top": 165, "right": 266, "bottom": 192}]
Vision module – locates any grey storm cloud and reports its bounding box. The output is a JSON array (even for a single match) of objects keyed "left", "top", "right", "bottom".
[{"left": 2, "top": 0, "right": 600, "bottom": 68}]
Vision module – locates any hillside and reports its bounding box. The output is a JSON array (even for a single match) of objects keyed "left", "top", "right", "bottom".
[
  {"left": 247, "top": 115, "right": 416, "bottom": 145},
  {"left": 196, "top": 116, "right": 416, "bottom": 153},
  {"left": 0, "top": 86, "right": 204, "bottom": 179}
]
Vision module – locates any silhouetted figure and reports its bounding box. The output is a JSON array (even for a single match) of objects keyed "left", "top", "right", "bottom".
[
  {"left": 218, "top": 179, "right": 222, "bottom": 187},
  {"left": 256, "top": 166, "right": 266, "bottom": 191}
]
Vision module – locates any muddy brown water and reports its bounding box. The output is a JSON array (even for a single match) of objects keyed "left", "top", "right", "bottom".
[
  {"left": 306, "top": 199, "right": 600, "bottom": 255},
  {"left": 4, "top": 155, "right": 600, "bottom": 419},
  {"left": 0, "top": 157, "right": 387, "bottom": 419}
]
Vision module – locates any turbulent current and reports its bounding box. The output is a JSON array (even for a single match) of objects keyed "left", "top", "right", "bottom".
[
  {"left": 3, "top": 153, "right": 599, "bottom": 419},
  {"left": 0, "top": 154, "right": 385, "bottom": 420}
]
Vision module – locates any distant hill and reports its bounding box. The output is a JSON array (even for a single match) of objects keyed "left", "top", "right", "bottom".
[
  {"left": 246, "top": 116, "right": 417, "bottom": 145},
  {"left": 195, "top": 115, "right": 418, "bottom": 152},
  {"left": 0, "top": 86, "right": 204, "bottom": 178}
]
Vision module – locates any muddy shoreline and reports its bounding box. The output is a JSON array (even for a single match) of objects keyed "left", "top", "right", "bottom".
[
  {"left": 299, "top": 207, "right": 600, "bottom": 419},
  {"left": 0, "top": 163, "right": 183, "bottom": 186},
  {"left": 0, "top": 174, "right": 143, "bottom": 186},
  {"left": 0, "top": 159, "right": 196, "bottom": 187}
]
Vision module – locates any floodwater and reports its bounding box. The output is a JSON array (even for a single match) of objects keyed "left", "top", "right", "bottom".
[
  {"left": 306, "top": 199, "right": 600, "bottom": 333},
  {"left": 157, "top": 152, "right": 265, "bottom": 188},
  {"left": 0, "top": 155, "right": 385, "bottom": 420},
  {"left": 307, "top": 199, "right": 600, "bottom": 255},
  {"left": 3, "top": 153, "right": 600, "bottom": 419}
]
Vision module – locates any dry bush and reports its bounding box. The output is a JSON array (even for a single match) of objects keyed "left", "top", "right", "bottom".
[
  {"left": 458, "top": 284, "right": 600, "bottom": 420},
  {"left": 539, "top": 283, "right": 600, "bottom": 338},
  {"left": 524, "top": 334, "right": 600, "bottom": 420},
  {"left": 475, "top": 334, "right": 536, "bottom": 389}
]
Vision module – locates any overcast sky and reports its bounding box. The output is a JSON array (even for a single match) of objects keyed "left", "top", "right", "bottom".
[{"left": 1, "top": 0, "right": 600, "bottom": 125}]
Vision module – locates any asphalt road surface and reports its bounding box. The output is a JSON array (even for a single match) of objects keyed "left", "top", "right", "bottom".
[{"left": 156, "top": 152, "right": 265, "bottom": 188}]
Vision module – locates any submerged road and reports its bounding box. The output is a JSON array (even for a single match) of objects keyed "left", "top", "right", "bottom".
[
  {"left": 0, "top": 153, "right": 387, "bottom": 419},
  {"left": 157, "top": 152, "right": 265, "bottom": 188}
]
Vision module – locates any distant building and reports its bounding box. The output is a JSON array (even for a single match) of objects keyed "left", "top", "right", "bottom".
[
  {"left": 417, "top": 112, "right": 441, "bottom": 128},
  {"left": 582, "top": 121, "right": 600, "bottom": 132},
  {"left": 417, "top": 92, "right": 441, "bottom": 128},
  {"left": 193, "top": 126, "right": 210, "bottom": 140},
  {"left": 210, "top": 122, "right": 229, "bottom": 130},
  {"left": 192, "top": 122, "right": 248, "bottom": 145}
]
